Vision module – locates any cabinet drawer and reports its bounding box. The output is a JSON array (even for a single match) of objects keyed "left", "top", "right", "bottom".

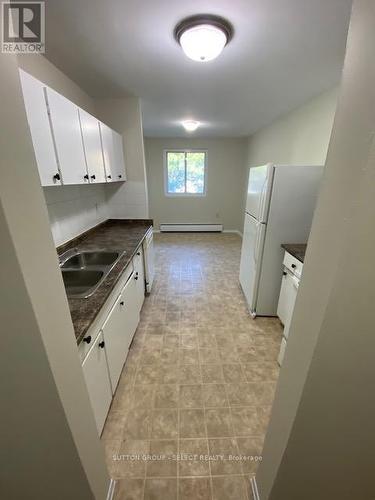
[{"left": 283, "top": 251, "right": 303, "bottom": 277}]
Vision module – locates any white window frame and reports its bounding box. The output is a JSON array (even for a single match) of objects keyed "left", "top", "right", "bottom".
[{"left": 164, "top": 149, "right": 207, "bottom": 197}]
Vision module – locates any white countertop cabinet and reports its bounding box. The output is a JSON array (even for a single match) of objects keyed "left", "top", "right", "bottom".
[
  {"left": 277, "top": 251, "right": 303, "bottom": 365},
  {"left": 78, "top": 246, "right": 146, "bottom": 435},
  {"left": 81, "top": 332, "right": 112, "bottom": 435}
]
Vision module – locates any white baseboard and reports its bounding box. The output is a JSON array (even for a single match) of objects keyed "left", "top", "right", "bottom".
[
  {"left": 251, "top": 477, "right": 260, "bottom": 500},
  {"left": 106, "top": 479, "right": 116, "bottom": 500},
  {"left": 160, "top": 223, "right": 223, "bottom": 232},
  {"left": 223, "top": 229, "right": 242, "bottom": 237},
  {"left": 155, "top": 227, "right": 242, "bottom": 237}
]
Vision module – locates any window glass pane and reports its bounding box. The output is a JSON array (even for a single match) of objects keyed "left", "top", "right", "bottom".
[
  {"left": 167, "top": 152, "right": 185, "bottom": 193},
  {"left": 186, "top": 152, "right": 205, "bottom": 194}
]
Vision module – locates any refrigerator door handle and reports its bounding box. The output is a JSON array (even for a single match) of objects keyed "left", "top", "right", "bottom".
[
  {"left": 259, "top": 177, "right": 269, "bottom": 222},
  {"left": 258, "top": 178, "right": 267, "bottom": 222},
  {"left": 253, "top": 222, "right": 260, "bottom": 263}
]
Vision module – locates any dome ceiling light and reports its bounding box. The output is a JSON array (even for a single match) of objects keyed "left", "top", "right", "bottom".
[
  {"left": 175, "top": 14, "right": 233, "bottom": 62},
  {"left": 182, "top": 120, "right": 200, "bottom": 132}
]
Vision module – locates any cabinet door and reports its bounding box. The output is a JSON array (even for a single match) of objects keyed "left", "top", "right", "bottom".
[
  {"left": 82, "top": 332, "right": 112, "bottom": 435},
  {"left": 121, "top": 273, "right": 140, "bottom": 348},
  {"left": 133, "top": 248, "right": 145, "bottom": 313},
  {"left": 283, "top": 274, "right": 299, "bottom": 339},
  {"left": 99, "top": 122, "right": 115, "bottom": 182},
  {"left": 99, "top": 123, "right": 126, "bottom": 182},
  {"left": 278, "top": 271, "right": 299, "bottom": 339},
  {"left": 19, "top": 69, "right": 61, "bottom": 186},
  {"left": 46, "top": 87, "right": 88, "bottom": 185},
  {"left": 112, "top": 130, "right": 127, "bottom": 181},
  {"left": 78, "top": 109, "right": 107, "bottom": 184},
  {"left": 277, "top": 271, "right": 289, "bottom": 325},
  {"left": 102, "top": 293, "right": 129, "bottom": 392}
]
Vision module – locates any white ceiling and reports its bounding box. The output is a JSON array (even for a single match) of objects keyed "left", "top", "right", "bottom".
[{"left": 44, "top": 0, "right": 352, "bottom": 137}]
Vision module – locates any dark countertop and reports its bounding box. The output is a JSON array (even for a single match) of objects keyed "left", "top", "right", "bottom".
[
  {"left": 57, "top": 219, "right": 153, "bottom": 344},
  {"left": 281, "top": 243, "right": 307, "bottom": 263}
]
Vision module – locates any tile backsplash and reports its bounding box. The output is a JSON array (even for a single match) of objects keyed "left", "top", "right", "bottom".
[{"left": 43, "top": 184, "right": 108, "bottom": 246}]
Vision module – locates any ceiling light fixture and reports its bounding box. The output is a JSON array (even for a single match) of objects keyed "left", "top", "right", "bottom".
[
  {"left": 175, "top": 14, "right": 233, "bottom": 62},
  {"left": 182, "top": 120, "right": 200, "bottom": 132}
]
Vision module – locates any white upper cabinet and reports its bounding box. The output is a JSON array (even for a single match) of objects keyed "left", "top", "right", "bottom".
[
  {"left": 19, "top": 69, "right": 61, "bottom": 186},
  {"left": 99, "top": 122, "right": 127, "bottom": 182},
  {"left": 112, "top": 130, "right": 127, "bottom": 181},
  {"left": 78, "top": 109, "right": 106, "bottom": 184},
  {"left": 19, "top": 70, "right": 126, "bottom": 187},
  {"left": 45, "top": 87, "right": 88, "bottom": 185}
]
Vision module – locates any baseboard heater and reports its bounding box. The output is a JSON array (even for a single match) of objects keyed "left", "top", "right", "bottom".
[{"left": 160, "top": 223, "right": 223, "bottom": 232}]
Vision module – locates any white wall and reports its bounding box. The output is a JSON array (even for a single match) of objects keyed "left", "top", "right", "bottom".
[
  {"left": 1, "top": 51, "right": 109, "bottom": 500},
  {"left": 44, "top": 185, "right": 109, "bottom": 246},
  {"left": 18, "top": 54, "right": 96, "bottom": 115},
  {"left": 95, "top": 97, "right": 149, "bottom": 219},
  {"left": 247, "top": 87, "right": 339, "bottom": 167},
  {"left": 144, "top": 137, "right": 248, "bottom": 231},
  {"left": 256, "top": 1, "right": 375, "bottom": 498}
]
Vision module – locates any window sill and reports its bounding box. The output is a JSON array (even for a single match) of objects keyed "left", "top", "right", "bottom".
[{"left": 165, "top": 192, "right": 206, "bottom": 197}]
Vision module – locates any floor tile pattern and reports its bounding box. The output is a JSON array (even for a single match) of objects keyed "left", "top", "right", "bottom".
[{"left": 101, "top": 233, "right": 282, "bottom": 500}]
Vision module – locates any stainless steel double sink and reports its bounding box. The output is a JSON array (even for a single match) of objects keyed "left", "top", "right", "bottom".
[{"left": 60, "top": 249, "right": 126, "bottom": 298}]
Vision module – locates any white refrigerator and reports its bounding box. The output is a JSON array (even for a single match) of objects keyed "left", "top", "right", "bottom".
[{"left": 239, "top": 163, "right": 323, "bottom": 317}]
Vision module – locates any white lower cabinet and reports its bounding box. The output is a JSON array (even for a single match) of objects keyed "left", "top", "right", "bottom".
[
  {"left": 102, "top": 273, "right": 139, "bottom": 393},
  {"left": 80, "top": 247, "right": 146, "bottom": 435},
  {"left": 82, "top": 332, "right": 112, "bottom": 435},
  {"left": 102, "top": 292, "right": 129, "bottom": 393},
  {"left": 133, "top": 248, "right": 145, "bottom": 313},
  {"left": 121, "top": 271, "right": 140, "bottom": 347},
  {"left": 277, "top": 271, "right": 290, "bottom": 325}
]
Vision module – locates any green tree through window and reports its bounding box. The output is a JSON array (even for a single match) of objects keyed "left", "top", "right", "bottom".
[{"left": 166, "top": 151, "right": 206, "bottom": 194}]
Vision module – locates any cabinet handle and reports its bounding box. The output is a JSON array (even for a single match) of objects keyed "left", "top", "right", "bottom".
[
  {"left": 84, "top": 174, "right": 89, "bottom": 180},
  {"left": 291, "top": 264, "right": 296, "bottom": 269},
  {"left": 53, "top": 173, "right": 60, "bottom": 181},
  {"left": 283, "top": 271, "right": 287, "bottom": 276},
  {"left": 91, "top": 174, "right": 96, "bottom": 180},
  {"left": 107, "top": 175, "right": 112, "bottom": 179},
  {"left": 83, "top": 336, "right": 92, "bottom": 344},
  {"left": 99, "top": 341, "right": 105, "bottom": 349},
  {"left": 137, "top": 252, "right": 140, "bottom": 256},
  {"left": 134, "top": 272, "right": 138, "bottom": 280},
  {"left": 118, "top": 174, "right": 122, "bottom": 178},
  {"left": 120, "top": 301, "right": 124, "bottom": 306}
]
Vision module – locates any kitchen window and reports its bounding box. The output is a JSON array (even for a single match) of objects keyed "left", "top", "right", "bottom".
[{"left": 164, "top": 150, "right": 207, "bottom": 196}]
